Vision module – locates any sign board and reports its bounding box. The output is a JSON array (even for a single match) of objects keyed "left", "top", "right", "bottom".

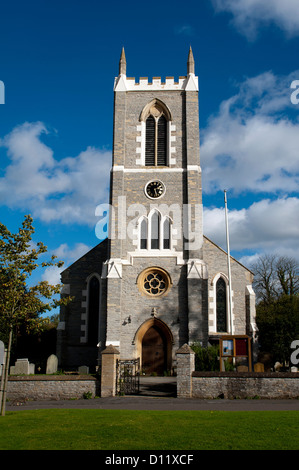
[{"left": 219, "top": 335, "right": 252, "bottom": 372}]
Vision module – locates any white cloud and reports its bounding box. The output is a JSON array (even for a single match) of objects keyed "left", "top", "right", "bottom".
[
  {"left": 41, "top": 242, "right": 91, "bottom": 285},
  {"left": 201, "top": 71, "right": 299, "bottom": 195},
  {"left": 0, "top": 122, "right": 111, "bottom": 226},
  {"left": 211, "top": 0, "right": 299, "bottom": 39},
  {"left": 204, "top": 197, "right": 299, "bottom": 262}
]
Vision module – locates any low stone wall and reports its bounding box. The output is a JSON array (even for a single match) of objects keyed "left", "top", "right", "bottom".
[
  {"left": 192, "top": 372, "right": 299, "bottom": 399},
  {"left": 7, "top": 375, "right": 100, "bottom": 401},
  {"left": 176, "top": 344, "right": 299, "bottom": 399}
]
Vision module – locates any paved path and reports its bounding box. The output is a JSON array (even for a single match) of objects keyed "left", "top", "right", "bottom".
[{"left": 6, "top": 396, "right": 299, "bottom": 411}]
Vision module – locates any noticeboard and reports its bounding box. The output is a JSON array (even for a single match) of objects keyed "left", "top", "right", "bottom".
[{"left": 219, "top": 335, "right": 252, "bottom": 372}]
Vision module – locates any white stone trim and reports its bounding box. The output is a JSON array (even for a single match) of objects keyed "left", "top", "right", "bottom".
[
  {"left": 209, "top": 273, "right": 234, "bottom": 335},
  {"left": 80, "top": 273, "right": 102, "bottom": 344},
  {"left": 114, "top": 75, "right": 198, "bottom": 92},
  {"left": 105, "top": 341, "right": 120, "bottom": 347},
  {"left": 187, "top": 259, "right": 208, "bottom": 279},
  {"left": 102, "top": 259, "right": 122, "bottom": 279},
  {"left": 136, "top": 121, "right": 145, "bottom": 165},
  {"left": 246, "top": 284, "right": 257, "bottom": 338},
  {"left": 112, "top": 166, "right": 185, "bottom": 173},
  {"left": 135, "top": 119, "right": 176, "bottom": 166},
  {"left": 61, "top": 283, "right": 70, "bottom": 295}
]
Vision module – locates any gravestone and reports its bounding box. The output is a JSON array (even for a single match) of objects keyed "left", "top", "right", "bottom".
[
  {"left": 254, "top": 362, "right": 265, "bottom": 372},
  {"left": 10, "top": 358, "right": 35, "bottom": 375},
  {"left": 78, "top": 365, "right": 89, "bottom": 375},
  {"left": 46, "top": 354, "right": 58, "bottom": 374}
]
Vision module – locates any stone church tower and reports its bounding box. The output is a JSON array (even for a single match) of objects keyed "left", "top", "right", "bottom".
[{"left": 57, "top": 49, "right": 256, "bottom": 373}]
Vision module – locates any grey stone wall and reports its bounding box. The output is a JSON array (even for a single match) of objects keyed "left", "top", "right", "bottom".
[
  {"left": 191, "top": 372, "right": 299, "bottom": 399},
  {"left": 176, "top": 344, "right": 195, "bottom": 398},
  {"left": 57, "top": 239, "right": 108, "bottom": 371},
  {"left": 203, "top": 236, "right": 255, "bottom": 336},
  {"left": 118, "top": 258, "right": 189, "bottom": 360},
  {"left": 176, "top": 345, "right": 299, "bottom": 399},
  {"left": 7, "top": 375, "right": 100, "bottom": 401}
]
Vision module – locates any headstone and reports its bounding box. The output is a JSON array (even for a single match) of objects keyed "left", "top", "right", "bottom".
[
  {"left": 237, "top": 365, "right": 248, "bottom": 372},
  {"left": 78, "top": 365, "right": 89, "bottom": 375},
  {"left": 14, "top": 359, "right": 30, "bottom": 374},
  {"left": 291, "top": 366, "right": 298, "bottom": 373},
  {"left": 254, "top": 362, "right": 265, "bottom": 372},
  {"left": 9, "top": 358, "right": 35, "bottom": 375},
  {"left": 46, "top": 354, "right": 58, "bottom": 374}
]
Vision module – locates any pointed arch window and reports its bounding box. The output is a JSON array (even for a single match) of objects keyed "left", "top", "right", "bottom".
[
  {"left": 216, "top": 277, "right": 227, "bottom": 333},
  {"left": 140, "top": 99, "right": 171, "bottom": 167},
  {"left": 163, "top": 218, "right": 170, "bottom": 250},
  {"left": 139, "top": 212, "right": 172, "bottom": 251},
  {"left": 140, "top": 218, "right": 148, "bottom": 250},
  {"left": 145, "top": 114, "right": 167, "bottom": 166},
  {"left": 151, "top": 211, "right": 160, "bottom": 249}
]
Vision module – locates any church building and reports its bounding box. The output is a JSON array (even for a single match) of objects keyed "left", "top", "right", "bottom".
[{"left": 56, "top": 48, "right": 256, "bottom": 374}]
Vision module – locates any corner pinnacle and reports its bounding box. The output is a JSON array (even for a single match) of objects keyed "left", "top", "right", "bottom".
[
  {"left": 187, "top": 46, "right": 195, "bottom": 74},
  {"left": 119, "top": 47, "right": 127, "bottom": 75}
]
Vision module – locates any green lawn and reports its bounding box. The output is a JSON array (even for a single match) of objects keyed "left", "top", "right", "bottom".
[{"left": 0, "top": 409, "right": 298, "bottom": 450}]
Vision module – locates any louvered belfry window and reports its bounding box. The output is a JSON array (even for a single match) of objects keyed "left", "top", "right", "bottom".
[
  {"left": 145, "top": 116, "right": 155, "bottom": 165},
  {"left": 145, "top": 113, "right": 167, "bottom": 166},
  {"left": 157, "top": 115, "right": 167, "bottom": 165}
]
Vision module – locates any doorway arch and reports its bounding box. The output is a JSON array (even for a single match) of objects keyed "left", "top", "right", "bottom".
[{"left": 134, "top": 318, "right": 173, "bottom": 375}]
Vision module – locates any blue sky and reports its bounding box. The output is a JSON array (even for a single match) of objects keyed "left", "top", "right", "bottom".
[{"left": 0, "top": 0, "right": 299, "bottom": 288}]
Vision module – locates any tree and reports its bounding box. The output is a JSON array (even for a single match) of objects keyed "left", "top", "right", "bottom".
[
  {"left": 256, "top": 295, "right": 299, "bottom": 366},
  {"left": 252, "top": 254, "right": 299, "bottom": 303},
  {"left": 0, "top": 215, "right": 71, "bottom": 416},
  {"left": 252, "top": 254, "right": 299, "bottom": 368}
]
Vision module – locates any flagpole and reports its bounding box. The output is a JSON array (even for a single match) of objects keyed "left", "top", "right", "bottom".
[{"left": 224, "top": 190, "right": 233, "bottom": 335}]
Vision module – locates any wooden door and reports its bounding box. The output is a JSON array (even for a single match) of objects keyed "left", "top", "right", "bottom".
[{"left": 142, "top": 326, "right": 166, "bottom": 375}]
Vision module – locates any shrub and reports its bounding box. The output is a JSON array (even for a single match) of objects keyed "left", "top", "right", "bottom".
[{"left": 190, "top": 343, "right": 220, "bottom": 371}]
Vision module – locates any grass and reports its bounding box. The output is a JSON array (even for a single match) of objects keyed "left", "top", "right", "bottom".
[{"left": 0, "top": 409, "right": 298, "bottom": 450}]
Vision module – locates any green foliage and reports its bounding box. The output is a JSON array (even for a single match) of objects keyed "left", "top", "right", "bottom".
[
  {"left": 190, "top": 343, "right": 220, "bottom": 371},
  {"left": 0, "top": 215, "right": 72, "bottom": 335},
  {"left": 252, "top": 254, "right": 299, "bottom": 367},
  {"left": 0, "top": 214, "right": 73, "bottom": 415},
  {"left": 256, "top": 294, "right": 299, "bottom": 365}
]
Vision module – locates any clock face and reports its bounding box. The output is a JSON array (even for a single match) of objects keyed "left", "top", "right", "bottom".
[{"left": 146, "top": 180, "right": 165, "bottom": 199}]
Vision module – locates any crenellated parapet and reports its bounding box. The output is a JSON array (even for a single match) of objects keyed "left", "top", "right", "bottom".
[{"left": 114, "top": 47, "right": 198, "bottom": 92}]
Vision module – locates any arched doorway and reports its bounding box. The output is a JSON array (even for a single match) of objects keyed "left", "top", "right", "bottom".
[
  {"left": 134, "top": 318, "right": 173, "bottom": 375},
  {"left": 142, "top": 326, "right": 166, "bottom": 375}
]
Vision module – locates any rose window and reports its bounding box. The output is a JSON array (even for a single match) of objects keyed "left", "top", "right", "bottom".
[{"left": 138, "top": 268, "right": 171, "bottom": 297}]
